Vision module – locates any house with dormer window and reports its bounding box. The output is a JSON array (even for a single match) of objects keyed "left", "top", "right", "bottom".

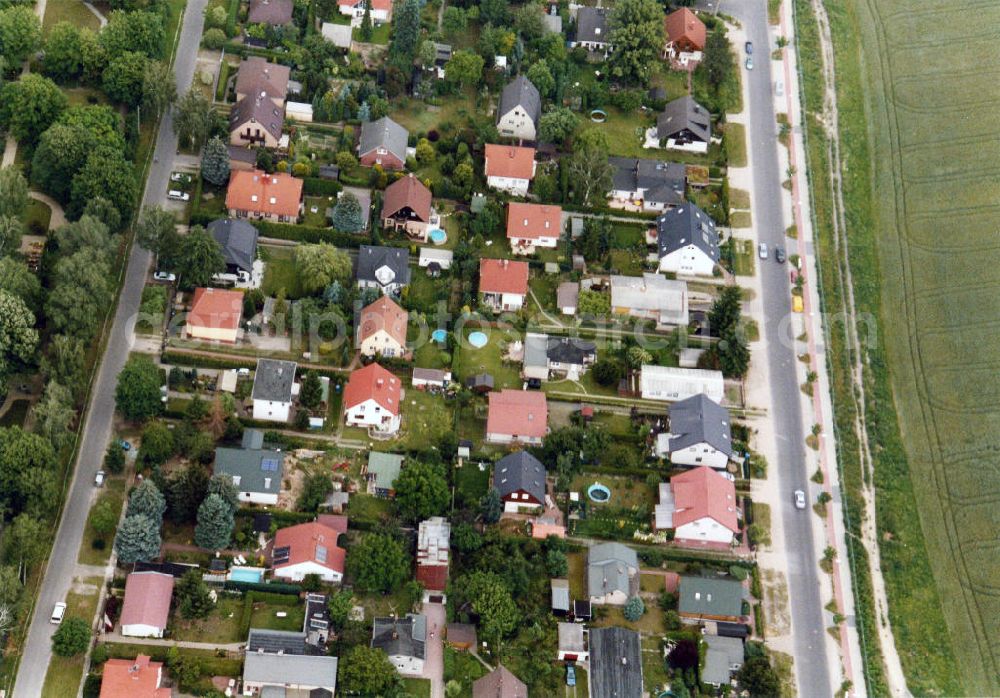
[{"left": 356, "top": 245, "right": 411, "bottom": 296}]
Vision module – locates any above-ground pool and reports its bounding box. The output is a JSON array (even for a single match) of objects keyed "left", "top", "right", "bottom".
[
  {"left": 431, "top": 329, "right": 447, "bottom": 343},
  {"left": 229, "top": 566, "right": 265, "bottom": 583},
  {"left": 428, "top": 228, "right": 447, "bottom": 245},
  {"left": 590, "top": 109, "right": 607, "bottom": 123},
  {"left": 468, "top": 331, "right": 488, "bottom": 348},
  {"left": 587, "top": 483, "right": 611, "bottom": 502}
]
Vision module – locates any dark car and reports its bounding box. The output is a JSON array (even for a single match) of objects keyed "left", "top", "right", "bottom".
[
  {"left": 526, "top": 378, "right": 543, "bottom": 390},
  {"left": 745, "top": 41, "right": 753, "bottom": 55},
  {"left": 775, "top": 246, "right": 786, "bottom": 263}
]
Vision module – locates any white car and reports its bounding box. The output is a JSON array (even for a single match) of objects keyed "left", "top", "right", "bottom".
[
  {"left": 153, "top": 271, "right": 176, "bottom": 282},
  {"left": 775, "top": 80, "right": 784, "bottom": 97},
  {"left": 94, "top": 470, "right": 106, "bottom": 487},
  {"left": 50, "top": 602, "right": 66, "bottom": 624},
  {"left": 745, "top": 56, "right": 753, "bottom": 70},
  {"left": 170, "top": 172, "right": 191, "bottom": 183},
  {"left": 167, "top": 190, "right": 190, "bottom": 201},
  {"left": 758, "top": 242, "right": 768, "bottom": 259},
  {"left": 794, "top": 489, "right": 807, "bottom": 510}
]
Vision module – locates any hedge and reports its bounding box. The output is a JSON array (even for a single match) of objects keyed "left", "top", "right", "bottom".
[
  {"left": 162, "top": 350, "right": 258, "bottom": 369},
  {"left": 303, "top": 177, "right": 342, "bottom": 197},
  {"left": 223, "top": 579, "right": 303, "bottom": 595},
  {"left": 225, "top": 0, "right": 239, "bottom": 36},
  {"left": 254, "top": 220, "right": 363, "bottom": 245}
]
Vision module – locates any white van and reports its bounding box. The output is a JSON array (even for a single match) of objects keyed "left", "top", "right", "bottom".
[{"left": 50, "top": 602, "right": 66, "bottom": 624}]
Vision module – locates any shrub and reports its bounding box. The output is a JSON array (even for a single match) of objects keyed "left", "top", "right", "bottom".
[
  {"left": 202, "top": 28, "right": 227, "bottom": 50},
  {"left": 623, "top": 596, "right": 645, "bottom": 621}
]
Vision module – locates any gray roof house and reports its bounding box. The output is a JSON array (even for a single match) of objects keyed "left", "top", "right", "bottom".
[
  {"left": 229, "top": 91, "right": 285, "bottom": 145},
  {"left": 588, "top": 542, "right": 639, "bottom": 605},
  {"left": 213, "top": 433, "right": 284, "bottom": 504},
  {"left": 251, "top": 359, "right": 297, "bottom": 407},
  {"left": 358, "top": 116, "right": 409, "bottom": 165},
  {"left": 356, "top": 245, "right": 411, "bottom": 294},
  {"left": 702, "top": 634, "right": 745, "bottom": 687},
  {"left": 247, "top": 629, "right": 309, "bottom": 655},
  {"left": 208, "top": 218, "right": 259, "bottom": 274},
  {"left": 366, "top": 451, "right": 405, "bottom": 496},
  {"left": 656, "top": 203, "right": 720, "bottom": 275},
  {"left": 496, "top": 75, "right": 541, "bottom": 141},
  {"left": 656, "top": 95, "right": 712, "bottom": 146},
  {"left": 678, "top": 575, "right": 746, "bottom": 621},
  {"left": 573, "top": 7, "right": 611, "bottom": 52},
  {"left": 661, "top": 393, "right": 734, "bottom": 464},
  {"left": 590, "top": 626, "right": 643, "bottom": 698},
  {"left": 494, "top": 450, "right": 547, "bottom": 507},
  {"left": 372, "top": 614, "right": 427, "bottom": 674},
  {"left": 610, "top": 273, "right": 689, "bottom": 327},
  {"left": 242, "top": 646, "right": 338, "bottom": 696},
  {"left": 546, "top": 337, "right": 596, "bottom": 371},
  {"left": 609, "top": 157, "right": 687, "bottom": 210}
]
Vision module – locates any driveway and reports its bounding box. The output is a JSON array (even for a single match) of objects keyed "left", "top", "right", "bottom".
[
  {"left": 10, "top": 0, "right": 209, "bottom": 694},
  {"left": 421, "top": 601, "right": 445, "bottom": 698}
]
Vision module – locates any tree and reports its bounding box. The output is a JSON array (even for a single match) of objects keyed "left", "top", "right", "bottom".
[
  {"left": 0, "top": 427, "right": 57, "bottom": 519},
  {"left": 135, "top": 205, "right": 179, "bottom": 258},
  {"left": 330, "top": 191, "right": 363, "bottom": 233},
  {"left": 346, "top": 533, "right": 410, "bottom": 593},
  {"left": 624, "top": 595, "right": 645, "bottom": 621},
  {"left": 703, "top": 28, "right": 733, "bottom": 91},
  {"left": 162, "top": 463, "right": 210, "bottom": 524},
  {"left": 463, "top": 571, "right": 518, "bottom": 643},
  {"left": 207, "top": 474, "right": 239, "bottom": 514},
  {"left": 137, "top": 421, "right": 172, "bottom": 468},
  {"left": 44, "top": 335, "right": 86, "bottom": 397},
  {"left": 99, "top": 10, "right": 165, "bottom": 59},
  {"left": 0, "top": 291, "right": 38, "bottom": 395},
  {"left": 441, "top": 6, "right": 466, "bottom": 39},
  {"left": 0, "top": 6, "right": 42, "bottom": 66},
  {"left": 0, "top": 166, "right": 27, "bottom": 220},
  {"left": 389, "top": 0, "right": 421, "bottom": 66},
  {"left": 0, "top": 259, "right": 38, "bottom": 315},
  {"left": 5, "top": 513, "right": 46, "bottom": 568},
  {"left": 176, "top": 569, "right": 214, "bottom": 619},
  {"left": 338, "top": 646, "right": 401, "bottom": 696},
  {"left": 116, "top": 355, "right": 163, "bottom": 422},
  {"left": 114, "top": 513, "right": 162, "bottom": 563},
  {"left": 173, "top": 89, "right": 215, "bottom": 149},
  {"left": 480, "top": 488, "right": 502, "bottom": 524},
  {"left": 195, "top": 494, "right": 234, "bottom": 550},
  {"left": 178, "top": 226, "right": 225, "bottom": 288},
  {"left": 0, "top": 74, "right": 67, "bottom": 143},
  {"left": 539, "top": 107, "right": 578, "bottom": 144},
  {"left": 567, "top": 130, "right": 613, "bottom": 206},
  {"left": 608, "top": 0, "right": 664, "bottom": 85},
  {"left": 128, "top": 479, "right": 167, "bottom": 523},
  {"left": 55, "top": 216, "right": 115, "bottom": 259},
  {"left": 104, "top": 441, "right": 126, "bottom": 474},
  {"left": 716, "top": 330, "right": 750, "bottom": 378},
  {"left": 52, "top": 617, "right": 90, "bottom": 657},
  {"left": 579, "top": 215, "right": 611, "bottom": 261},
  {"left": 297, "top": 471, "right": 333, "bottom": 513},
  {"left": 33, "top": 381, "right": 76, "bottom": 451},
  {"left": 0, "top": 566, "right": 21, "bottom": 606},
  {"left": 102, "top": 51, "right": 148, "bottom": 106},
  {"left": 43, "top": 21, "right": 83, "bottom": 81},
  {"left": 359, "top": 2, "right": 373, "bottom": 41},
  {"left": 69, "top": 147, "right": 138, "bottom": 223},
  {"left": 591, "top": 358, "right": 622, "bottom": 387},
  {"left": 514, "top": 3, "right": 545, "bottom": 42},
  {"left": 0, "top": 217, "right": 21, "bottom": 259},
  {"left": 626, "top": 345, "right": 652, "bottom": 369},
  {"left": 299, "top": 371, "right": 323, "bottom": 410},
  {"left": 90, "top": 499, "right": 118, "bottom": 539},
  {"left": 295, "top": 243, "right": 352, "bottom": 293},
  {"left": 46, "top": 250, "right": 113, "bottom": 340},
  {"left": 479, "top": 0, "right": 509, "bottom": 26},
  {"left": 394, "top": 461, "right": 449, "bottom": 523},
  {"left": 736, "top": 656, "right": 781, "bottom": 697},
  {"left": 708, "top": 285, "right": 742, "bottom": 336},
  {"left": 545, "top": 548, "right": 568, "bottom": 577},
  {"left": 445, "top": 50, "right": 484, "bottom": 88},
  {"left": 142, "top": 60, "right": 177, "bottom": 118},
  {"left": 84, "top": 197, "right": 123, "bottom": 233},
  {"left": 201, "top": 136, "right": 230, "bottom": 186},
  {"left": 526, "top": 60, "right": 555, "bottom": 98}
]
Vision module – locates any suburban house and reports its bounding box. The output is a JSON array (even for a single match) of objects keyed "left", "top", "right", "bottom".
[
  {"left": 557, "top": 622, "right": 588, "bottom": 662},
  {"left": 365, "top": 451, "right": 405, "bottom": 496},
  {"left": 320, "top": 21, "right": 352, "bottom": 49},
  {"left": 99, "top": 655, "right": 171, "bottom": 698},
  {"left": 493, "top": 450, "right": 547, "bottom": 512},
  {"left": 588, "top": 542, "right": 639, "bottom": 606},
  {"left": 230, "top": 58, "right": 289, "bottom": 148},
  {"left": 411, "top": 367, "right": 451, "bottom": 390},
  {"left": 381, "top": 174, "right": 433, "bottom": 241},
  {"left": 506, "top": 202, "right": 562, "bottom": 254},
  {"left": 272, "top": 515, "right": 348, "bottom": 583},
  {"left": 656, "top": 96, "right": 712, "bottom": 153},
  {"left": 496, "top": 75, "right": 541, "bottom": 141},
  {"left": 208, "top": 218, "right": 261, "bottom": 287},
  {"left": 358, "top": 116, "right": 408, "bottom": 170},
  {"left": 479, "top": 258, "right": 529, "bottom": 312},
  {"left": 656, "top": 203, "right": 720, "bottom": 276},
  {"left": 343, "top": 362, "right": 402, "bottom": 435},
  {"left": 356, "top": 295, "right": 408, "bottom": 358},
  {"left": 243, "top": 649, "right": 338, "bottom": 695},
  {"left": 703, "top": 634, "right": 745, "bottom": 687},
  {"left": 248, "top": 0, "right": 293, "bottom": 25},
  {"left": 356, "top": 245, "right": 411, "bottom": 295},
  {"left": 226, "top": 169, "right": 303, "bottom": 222},
  {"left": 610, "top": 273, "right": 689, "bottom": 327},
  {"left": 338, "top": 0, "right": 391, "bottom": 26},
  {"left": 251, "top": 358, "right": 298, "bottom": 422},
  {"left": 486, "top": 390, "right": 548, "bottom": 445},
  {"left": 185, "top": 287, "right": 243, "bottom": 344},
  {"left": 572, "top": 7, "right": 611, "bottom": 55},
  {"left": 472, "top": 665, "right": 528, "bottom": 698},
  {"left": 551, "top": 578, "right": 570, "bottom": 615},
  {"left": 120, "top": 572, "right": 174, "bottom": 638},
  {"left": 608, "top": 157, "right": 687, "bottom": 212},
  {"left": 415, "top": 516, "right": 450, "bottom": 593},
  {"left": 371, "top": 614, "right": 427, "bottom": 675},
  {"left": 663, "top": 7, "right": 706, "bottom": 68},
  {"left": 484, "top": 144, "right": 537, "bottom": 196},
  {"left": 654, "top": 466, "right": 740, "bottom": 545},
  {"left": 678, "top": 575, "right": 747, "bottom": 623},
  {"left": 522, "top": 333, "right": 597, "bottom": 381},
  {"left": 590, "top": 627, "right": 643, "bottom": 698},
  {"left": 659, "top": 393, "right": 735, "bottom": 467},
  {"left": 213, "top": 430, "right": 284, "bottom": 505},
  {"left": 640, "top": 365, "right": 725, "bottom": 403},
  {"left": 557, "top": 281, "right": 579, "bottom": 315}
]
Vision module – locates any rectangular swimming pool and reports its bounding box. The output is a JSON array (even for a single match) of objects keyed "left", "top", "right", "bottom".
[{"left": 229, "top": 567, "right": 264, "bottom": 583}]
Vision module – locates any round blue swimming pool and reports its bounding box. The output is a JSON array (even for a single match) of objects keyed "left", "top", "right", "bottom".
[
  {"left": 428, "top": 228, "right": 447, "bottom": 244},
  {"left": 587, "top": 483, "right": 611, "bottom": 502},
  {"left": 468, "top": 331, "right": 488, "bottom": 348},
  {"left": 431, "top": 329, "right": 447, "bottom": 343}
]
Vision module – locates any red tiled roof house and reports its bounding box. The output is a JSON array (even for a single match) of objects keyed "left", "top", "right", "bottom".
[
  {"left": 486, "top": 389, "right": 548, "bottom": 445},
  {"left": 121, "top": 572, "right": 174, "bottom": 638},
  {"left": 272, "top": 515, "right": 348, "bottom": 583},
  {"left": 338, "top": 0, "right": 392, "bottom": 26},
  {"left": 343, "top": 362, "right": 403, "bottom": 435},
  {"left": 415, "top": 516, "right": 450, "bottom": 592},
  {"left": 100, "top": 655, "right": 171, "bottom": 698},
  {"left": 381, "top": 174, "right": 433, "bottom": 242},
  {"left": 663, "top": 8, "right": 707, "bottom": 69},
  {"left": 506, "top": 202, "right": 561, "bottom": 254},
  {"left": 356, "top": 296, "right": 408, "bottom": 359},
  {"left": 653, "top": 466, "right": 739, "bottom": 546},
  {"left": 226, "top": 170, "right": 303, "bottom": 223},
  {"left": 484, "top": 144, "right": 536, "bottom": 197},
  {"left": 479, "top": 258, "right": 529, "bottom": 312},
  {"left": 186, "top": 287, "right": 243, "bottom": 344}
]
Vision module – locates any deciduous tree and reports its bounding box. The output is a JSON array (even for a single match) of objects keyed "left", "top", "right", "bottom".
[
  {"left": 394, "top": 461, "right": 449, "bottom": 523},
  {"left": 115, "top": 354, "right": 163, "bottom": 422},
  {"left": 43, "top": 22, "right": 83, "bottom": 81},
  {"left": 0, "top": 74, "right": 67, "bottom": 143},
  {"left": 142, "top": 60, "right": 177, "bottom": 118},
  {"left": 177, "top": 226, "right": 225, "bottom": 288},
  {"left": 173, "top": 89, "right": 215, "bottom": 149},
  {"left": 0, "top": 6, "right": 42, "bottom": 66},
  {"left": 69, "top": 147, "right": 137, "bottom": 223},
  {"left": 338, "top": 646, "right": 401, "bottom": 696},
  {"left": 294, "top": 243, "right": 352, "bottom": 293},
  {"left": 99, "top": 10, "right": 165, "bottom": 59},
  {"left": 32, "top": 381, "right": 76, "bottom": 451},
  {"left": 0, "top": 290, "right": 38, "bottom": 395},
  {"left": 462, "top": 571, "right": 518, "bottom": 643},
  {"left": 526, "top": 60, "right": 555, "bottom": 98},
  {"left": 0, "top": 166, "right": 27, "bottom": 220},
  {"left": 445, "top": 50, "right": 484, "bottom": 88},
  {"left": 102, "top": 51, "right": 148, "bottom": 106},
  {"left": 52, "top": 617, "right": 90, "bottom": 657},
  {"left": 539, "top": 107, "right": 578, "bottom": 144},
  {"left": 346, "top": 533, "right": 409, "bottom": 593},
  {"left": 567, "top": 130, "right": 613, "bottom": 206},
  {"left": 0, "top": 259, "right": 38, "bottom": 310},
  {"left": 608, "top": 0, "right": 664, "bottom": 85},
  {"left": 176, "top": 569, "right": 214, "bottom": 619}
]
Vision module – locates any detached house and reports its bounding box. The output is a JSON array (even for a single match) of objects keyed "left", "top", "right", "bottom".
[
  {"left": 523, "top": 333, "right": 597, "bottom": 381},
  {"left": 381, "top": 174, "right": 433, "bottom": 241},
  {"left": 226, "top": 169, "right": 303, "bottom": 222},
  {"left": 496, "top": 75, "right": 541, "bottom": 141},
  {"left": 473, "top": 665, "right": 528, "bottom": 698},
  {"left": 343, "top": 362, "right": 402, "bottom": 435},
  {"left": 357, "top": 295, "right": 408, "bottom": 358},
  {"left": 493, "top": 450, "right": 547, "bottom": 512},
  {"left": 251, "top": 358, "right": 297, "bottom": 422},
  {"left": 611, "top": 273, "right": 689, "bottom": 328},
  {"left": 415, "top": 516, "right": 450, "bottom": 593},
  {"left": 358, "top": 116, "right": 408, "bottom": 170},
  {"left": 659, "top": 393, "right": 735, "bottom": 467},
  {"left": 656, "top": 203, "right": 720, "bottom": 276},
  {"left": 609, "top": 157, "right": 687, "bottom": 212},
  {"left": 272, "top": 515, "right": 348, "bottom": 583},
  {"left": 664, "top": 8, "right": 707, "bottom": 68},
  {"left": 230, "top": 58, "right": 290, "bottom": 148},
  {"left": 243, "top": 650, "right": 339, "bottom": 696},
  {"left": 572, "top": 7, "right": 611, "bottom": 56},
  {"left": 588, "top": 542, "right": 639, "bottom": 606},
  {"left": 484, "top": 144, "right": 537, "bottom": 196},
  {"left": 640, "top": 365, "right": 725, "bottom": 403},
  {"left": 506, "top": 202, "right": 562, "bottom": 254},
  {"left": 479, "top": 258, "right": 529, "bottom": 312},
  {"left": 678, "top": 575, "right": 746, "bottom": 623},
  {"left": 186, "top": 287, "right": 243, "bottom": 344},
  {"left": 120, "top": 572, "right": 174, "bottom": 638},
  {"left": 486, "top": 389, "right": 548, "bottom": 445},
  {"left": 208, "top": 218, "right": 260, "bottom": 287},
  {"left": 338, "top": 0, "right": 391, "bottom": 26},
  {"left": 248, "top": 0, "right": 293, "bottom": 25},
  {"left": 590, "top": 627, "right": 643, "bottom": 698},
  {"left": 654, "top": 466, "right": 740, "bottom": 545},
  {"left": 372, "top": 614, "right": 427, "bottom": 675},
  {"left": 356, "top": 245, "right": 411, "bottom": 296},
  {"left": 213, "top": 430, "right": 284, "bottom": 505},
  {"left": 99, "top": 655, "right": 171, "bottom": 698},
  {"left": 656, "top": 96, "right": 712, "bottom": 153}
]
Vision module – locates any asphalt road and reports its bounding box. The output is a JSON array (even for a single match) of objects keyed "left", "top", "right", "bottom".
[
  {"left": 731, "top": 2, "right": 834, "bottom": 695},
  {"left": 11, "top": 1, "right": 207, "bottom": 694}
]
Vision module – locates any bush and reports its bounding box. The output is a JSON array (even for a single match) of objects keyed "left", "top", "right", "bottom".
[
  {"left": 202, "top": 28, "right": 227, "bottom": 50},
  {"left": 623, "top": 596, "right": 645, "bottom": 621},
  {"left": 52, "top": 617, "right": 91, "bottom": 656},
  {"left": 302, "top": 177, "right": 342, "bottom": 197}
]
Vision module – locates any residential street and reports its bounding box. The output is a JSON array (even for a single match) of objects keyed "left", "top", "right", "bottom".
[{"left": 11, "top": 0, "right": 208, "bottom": 693}]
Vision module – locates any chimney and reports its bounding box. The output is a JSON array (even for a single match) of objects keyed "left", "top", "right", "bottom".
[{"left": 377, "top": 378, "right": 384, "bottom": 387}]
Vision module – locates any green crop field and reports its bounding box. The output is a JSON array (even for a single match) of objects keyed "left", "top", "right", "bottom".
[{"left": 799, "top": 0, "right": 1000, "bottom": 694}]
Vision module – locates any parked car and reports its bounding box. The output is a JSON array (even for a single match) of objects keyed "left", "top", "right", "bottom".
[
  {"left": 745, "top": 41, "right": 753, "bottom": 55},
  {"left": 153, "top": 271, "right": 176, "bottom": 282},
  {"left": 50, "top": 602, "right": 66, "bottom": 624},
  {"left": 775, "top": 246, "right": 786, "bottom": 263},
  {"left": 745, "top": 56, "right": 753, "bottom": 70},
  {"left": 758, "top": 242, "right": 768, "bottom": 259},
  {"left": 526, "top": 378, "right": 543, "bottom": 390},
  {"left": 116, "top": 438, "right": 131, "bottom": 451},
  {"left": 167, "top": 190, "right": 190, "bottom": 201},
  {"left": 566, "top": 664, "right": 576, "bottom": 687},
  {"left": 794, "top": 489, "right": 807, "bottom": 510},
  {"left": 94, "top": 470, "right": 106, "bottom": 487},
  {"left": 775, "top": 80, "right": 784, "bottom": 97},
  {"left": 170, "top": 172, "right": 191, "bottom": 183}
]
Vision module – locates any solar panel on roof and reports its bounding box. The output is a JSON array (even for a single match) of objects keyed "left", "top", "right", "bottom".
[
  {"left": 261, "top": 457, "right": 280, "bottom": 472},
  {"left": 273, "top": 546, "right": 290, "bottom": 564},
  {"left": 316, "top": 545, "right": 327, "bottom": 563}
]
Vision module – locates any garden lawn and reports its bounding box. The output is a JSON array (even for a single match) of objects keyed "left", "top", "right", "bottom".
[
  {"left": 402, "top": 678, "right": 431, "bottom": 697},
  {"left": 0, "top": 399, "right": 30, "bottom": 427},
  {"left": 566, "top": 551, "right": 587, "bottom": 600},
  {"left": 170, "top": 597, "right": 244, "bottom": 643},
  {"left": 250, "top": 601, "right": 304, "bottom": 632},
  {"left": 398, "top": 389, "right": 454, "bottom": 451},
  {"left": 261, "top": 245, "right": 304, "bottom": 299},
  {"left": 23, "top": 198, "right": 51, "bottom": 234},
  {"left": 591, "top": 604, "right": 664, "bottom": 635},
  {"left": 454, "top": 462, "right": 489, "bottom": 503},
  {"left": 42, "top": 0, "right": 100, "bottom": 33},
  {"left": 353, "top": 22, "right": 390, "bottom": 44},
  {"left": 391, "top": 94, "right": 475, "bottom": 136},
  {"left": 443, "top": 647, "right": 487, "bottom": 698},
  {"left": 570, "top": 474, "right": 656, "bottom": 511},
  {"left": 41, "top": 576, "right": 104, "bottom": 698},
  {"left": 723, "top": 122, "right": 748, "bottom": 167},
  {"left": 78, "top": 479, "right": 127, "bottom": 565},
  {"left": 303, "top": 196, "right": 330, "bottom": 227},
  {"left": 451, "top": 327, "right": 520, "bottom": 389}
]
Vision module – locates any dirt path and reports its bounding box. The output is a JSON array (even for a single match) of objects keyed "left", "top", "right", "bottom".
[{"left": 807, "top": 0, "right": 909, "bottom": 694}]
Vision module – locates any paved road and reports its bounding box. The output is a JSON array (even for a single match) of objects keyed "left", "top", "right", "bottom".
[
  {"left": 732, "top": 1, "right": 833, "bottom": 695},
  {"left": 11, "top": 0, "right": 208, "bottom": 694}
]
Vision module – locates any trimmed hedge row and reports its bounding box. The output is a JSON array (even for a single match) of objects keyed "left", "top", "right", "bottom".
[
  {"left": 162, "top": 350, "right": 257, "bottom": 369},
  {"left": 303, "top": 177, "right": 342, "bottom": 197},
  {"left": 223, "top": 579, "right": 302, "bottom": 595},
  {"left": 254, "top": 220, "right": 363, "bottom": 245}
]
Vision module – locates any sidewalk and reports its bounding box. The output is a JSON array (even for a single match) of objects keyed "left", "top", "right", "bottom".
[{"left": 99, "top": 630, "right": 244, "bottom": 652}]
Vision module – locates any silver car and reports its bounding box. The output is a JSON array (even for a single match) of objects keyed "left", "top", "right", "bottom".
[
  {"left": 794, "top": 490, "right": 807, "bottom": 510},
  {"left": 758, "top": 242, "right": 768, "bottom": 259}
]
